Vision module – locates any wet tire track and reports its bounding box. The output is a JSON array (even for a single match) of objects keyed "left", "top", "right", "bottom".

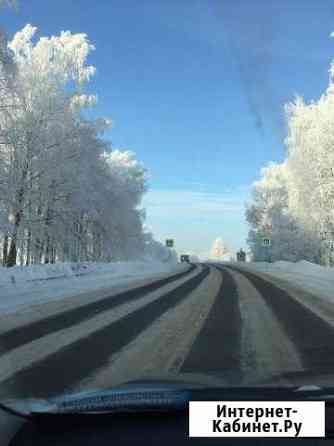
[
  {"left": 0, "top": 266, "right": 209, "bottom": 399},
  {"left": 225, "top": 265, "right": 334, "bottom": 375},
  {"left": 181, "top": 266, "right": 242, "bottom": 384},
  {"left": 0, "top": 265, "right": 196, "bottom": 355}
]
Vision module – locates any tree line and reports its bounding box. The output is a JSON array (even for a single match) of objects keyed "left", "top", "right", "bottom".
[
  {"left": 0, "top": 24, "right": 167, "bottom": 266},
  {"left": 246, "top": 37, "right": 334, "bottom": 265}
]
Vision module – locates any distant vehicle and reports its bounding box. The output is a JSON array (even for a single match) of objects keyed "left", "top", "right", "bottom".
[
  {"left": 236, "top": 249, "right": 246, "bottom": 262},
  {"left": 180, "top": 254, "right": 190, "bottom": 263}
]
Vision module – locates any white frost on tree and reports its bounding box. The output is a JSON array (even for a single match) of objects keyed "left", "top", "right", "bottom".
[
  {"left": 0, "top": 24, "right": 162, "bottom": 266},
  {"left": 246, "top": 162, "right": 319, "bottom": 262},
  {"left": 210, "top": 237, "right": 230, "bottom": 260},
  {"left": 247, "top": 31, "right": 334, "bottom": 265}
]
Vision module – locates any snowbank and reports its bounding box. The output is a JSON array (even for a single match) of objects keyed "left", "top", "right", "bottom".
[
  {"left": 0, "top": 260, "right": 186, "bottom": 315},
  {"left": 244, "top": 260, "right": 334, "bottom": 303},
  {"left": 0, "top": 261, "right": 180, "bottom": 286}
]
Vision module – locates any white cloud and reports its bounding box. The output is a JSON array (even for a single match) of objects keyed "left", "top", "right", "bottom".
[
  {"left": 141, "top": 186, "right": 250, "bottom": 258},
  {"left": 143, "top": 188, "right": 248, "bottom": 218}
]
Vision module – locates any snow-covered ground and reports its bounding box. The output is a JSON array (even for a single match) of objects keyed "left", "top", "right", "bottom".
[
  {"left": 0, "top": 260, "right": 186, "bottom": 316},
  {"left": 2, "top": 258, "right": 333, "bottom": 325},
  {"left": 242, "top": 260, "right": 334, "bottom": 303}
]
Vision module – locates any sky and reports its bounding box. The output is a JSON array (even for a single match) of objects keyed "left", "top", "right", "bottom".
[{"left": 2, "top": 0, "right": 334, "bottom": 258}]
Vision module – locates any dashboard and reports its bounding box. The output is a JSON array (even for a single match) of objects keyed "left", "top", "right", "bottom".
[{"left": 5, "top": 410, "right": 334, "bottom": 445}]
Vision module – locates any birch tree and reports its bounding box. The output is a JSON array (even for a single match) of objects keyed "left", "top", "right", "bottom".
[
  {"left": 247, "top": 31, "right": 334, "bottom": 265},
  {"left": 0, "top": 24, "right": 154, "bottom": 266},
  {"left": 210, "top": 237, "right": 230, "bottom": 260}
]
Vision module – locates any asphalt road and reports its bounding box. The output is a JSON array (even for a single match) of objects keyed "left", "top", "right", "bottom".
[{"left": 2, "top": 263, "right": 334, "bottom": 400}]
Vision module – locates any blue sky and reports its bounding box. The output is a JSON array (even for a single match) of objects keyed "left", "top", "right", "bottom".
[{"left": 2, "top": 0, "right": 334, "bottom": 258}]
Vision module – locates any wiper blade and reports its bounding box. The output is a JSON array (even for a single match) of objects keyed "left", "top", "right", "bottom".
[
  {"left": 5, "top": 382, "right": 334, "bottom": 417},
  {"left": 5, "top": 387, "right": 191, "bottom": 416},
  {"left": 47, "top": 388, "right": 191, "bottom": 414}
]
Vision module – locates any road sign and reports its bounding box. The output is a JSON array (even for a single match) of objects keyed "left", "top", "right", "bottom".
[
  {"left": 166, "top": 239, "right": 174, "bottom": 248},
  {"left": 262, "top": 238, "right": 271, "bottom": 247}
]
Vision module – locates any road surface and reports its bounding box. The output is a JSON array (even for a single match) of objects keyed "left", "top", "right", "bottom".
[{"left": 1, "top": 263, "right": 334, "bottom": 400}]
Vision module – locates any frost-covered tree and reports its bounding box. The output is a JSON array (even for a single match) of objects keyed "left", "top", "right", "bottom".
[
  {"left": 246, "top": 162, "right": 319, "bottom": 262},
  {"left": 0, "top": 25, "right": 98, "bottom": 265},
  {"left": 0, "top": 24, "right": 157, "bottom": 266},
  {"left": 141, "top": 231, "right": 177, "bottom": 263},
  {"left": 247, "top": 31, "right": 334, "bottom": 265},
  {"left": 285, "top": 93, "right": 334, "bottom": 265},
  {"left": 210, "top": 237, "right": 230, "bottom": 260},
  {"left": 281, "top": 33, "right": 334, "bottom": 265},
  {"left": 100, "top": 150, "right": 148, "bottom": 261}
]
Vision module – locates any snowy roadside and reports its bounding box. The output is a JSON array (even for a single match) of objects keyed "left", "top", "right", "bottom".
[
  {"left": 234, "top": 260, "right": 334, "bottom": 303},
  {"left": 0, "top": 260, "right": 187, "bottom": 317}
]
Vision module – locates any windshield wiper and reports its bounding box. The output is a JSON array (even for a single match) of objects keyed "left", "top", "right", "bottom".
[
  {"left": 37, "top": 388, "right": 190, "bottom": 415},
  {"left": 2, "top": 384, "right": 193, "bottom": 417},
  {"left": 4, "top": 381, "right": 334, "bottom": 418}
]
